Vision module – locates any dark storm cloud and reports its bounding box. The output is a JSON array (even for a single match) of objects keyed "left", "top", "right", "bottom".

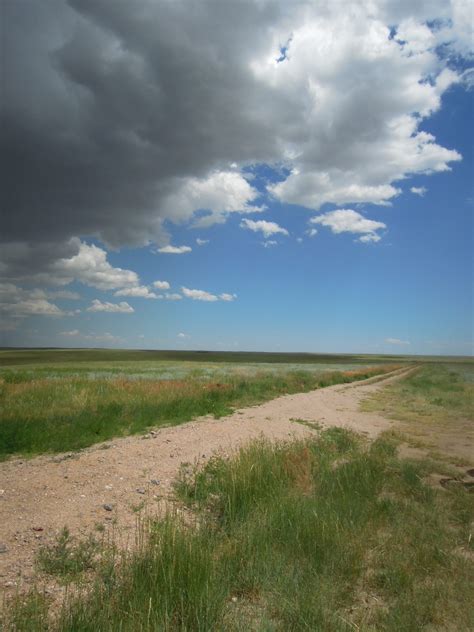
[
  {"left": 2, "top": 0, "right": 289, "bottom": 251},
  {"left": 1, "top": 0, "right": 469, "bottom": 281}
]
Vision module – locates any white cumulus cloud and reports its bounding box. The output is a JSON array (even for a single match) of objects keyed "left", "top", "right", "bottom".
[
  {"left": 240, "top": 218, "right": 289, "bottom": 238},
  {"left": 410, "top": 186, "right": 427, "bottom": 196},
  {"left": 86, "top": 299, "right": 134, "bottom": 313},
  {"left": 310, "top": 209, "right": 386, "bottom": 243},
  {"left": 157, "top": 245, "right": 192, "bottom": 254}
]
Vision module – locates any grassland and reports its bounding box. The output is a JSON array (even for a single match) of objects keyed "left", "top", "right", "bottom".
[
  {"left": 7, "top": 428, "right": 473, "bottom": 631},
  {"left": 0, "top": 349, "right": 403, "bottom": 460},
  {"left": 362, "top": 362, "right": 474, "bottom": 465}
]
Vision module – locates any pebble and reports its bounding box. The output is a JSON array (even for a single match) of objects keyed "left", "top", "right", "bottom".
[
  {"left": 136, "top": 488, "right": 145, "bottom": 495},
  {"left": 105, "top": 485, "right": 113, "bottom": 490},
  {"left": 150, "top": 479, "right": 160, "bottom": 486},
  {"left": 103, "top": 504, "right": 114, "bottom": 512},
  {"left": 0, "top": 490, "right": 5, "bottom": 496},
  {"left": 0, "top": 544, "right": 7, "bottom": 553}
]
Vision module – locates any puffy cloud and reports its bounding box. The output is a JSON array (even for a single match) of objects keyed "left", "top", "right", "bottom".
[
  {"left": 181, "top": 287, "right": 218, "bottom": 302},
  {"left": 240, "top": 218, "right": 289, "bottom": 238},
  {"left": 410, "top": 186, "right": 427, "bottom": 196},
  {"left": 5, "top": 239, "right": 140, "bottom": 290},
  {"left": 157, "top": 245, "right": 192, "bottom": 254},
  {"left": 181, "top": 287, "right": 236, "bottom": 302},
  {"left": 1, "top": 0, "right": 469, "bottom": 274},
  {"left": 86, "top": 299, "right": 134, "bottom": 313},
  {"left": 160, "top": 171, "right": 263, "bottom": 227},
  {"left": 177, "top": 332, "right": 190, "bottom": 339},
  {"left": 310, "top": 209, "right": 386, "bottom": 243},
  {"left": 385, "top": 337, "right": 411, "bottom": 345},
  {"left": 153, "top": 280, "right": 170, "bottom": 290},
  {"left": 114, "top": 286, "right": 158, "bottom": 298},
  {"left": 0, "top": 283, "right": 70, "bottom": 318}
]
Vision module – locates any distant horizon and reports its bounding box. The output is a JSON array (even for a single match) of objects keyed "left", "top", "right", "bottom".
[{"left": 1, "top": 346, "right": 472, "bottom": 361}]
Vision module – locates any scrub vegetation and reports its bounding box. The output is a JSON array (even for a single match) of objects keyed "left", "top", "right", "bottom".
[{"left": 6, "top": 428, "right": 473, "bottom": 631}]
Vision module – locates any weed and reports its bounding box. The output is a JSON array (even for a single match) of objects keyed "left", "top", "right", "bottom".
[{"left": 36, "top": 527, "right": 99, "bottom": 578}]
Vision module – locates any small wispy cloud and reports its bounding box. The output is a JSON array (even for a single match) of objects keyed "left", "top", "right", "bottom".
[
  {"left": 196, "top": 238, "right": 209, "bottom": 246},
  {"left": 181, "top": 286, "right": 236, "bottom": 302},
  {"left": 157, "top": 245, "right": 192, "bottom": 254},
  {"left": 114, "top": 286, "right": 158, "bottom": 299},
  {"left": 240, "top": 218, "right": 289, "bottom": 238},
  {"left": 410, "top": 186, "right": 427, "bottom": 196},
  {"left": 385, "top": 337, "right": 410, "bottom": 346},
  {"left": 262, "top": 240, "right": 278, "bottom": 248},
  {"left": 86, "top": 299, "right": 134, "bottom": 313}
]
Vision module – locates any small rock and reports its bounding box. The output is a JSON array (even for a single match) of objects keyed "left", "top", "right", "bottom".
[
  {"left": 231, "top": 596, "right": 238, "bottom": 603},
  {"left": 105, "top": 485, "right": 113, "bottom": 490},
  {"left": 0, "top": 544, "right": 7, "bottom": 553},
  {"left": 136, "top": 488, "right": 145, "bottom": 495},
  {"left": 150, "top": 479, "right": 160, "bottom": 486},
  {"left": 103, "top": 504, "right": 114, "bottom": 512},
  {"left": 4, "top": 581, "right": 15, "bottom": 587},
  {"left": 0, "top": 490, "right": 5, "bottom": 496},
  {"left": 32, "top": 527, "right": 43, "bottom": 532}
]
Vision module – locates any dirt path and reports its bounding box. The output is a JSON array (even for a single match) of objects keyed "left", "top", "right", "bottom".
[{"left": 0, "top": 367, "right": 411, "bottom": 594}]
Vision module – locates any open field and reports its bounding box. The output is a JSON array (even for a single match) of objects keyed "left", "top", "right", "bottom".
[
  {"left": 1, "top": 354, "right": 473, "bottom": 630},
  {"left": 0, "top": 350, "right": 405, "bottom": 460}
]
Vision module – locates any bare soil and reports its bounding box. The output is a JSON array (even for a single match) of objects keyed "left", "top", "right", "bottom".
[{"left": 0, "top": 366, "right": 456, "bottom": 598}]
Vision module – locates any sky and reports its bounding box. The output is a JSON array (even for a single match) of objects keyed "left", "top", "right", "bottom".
[{"left": 1, "top": 0, "right": 473, "bottom": 356}]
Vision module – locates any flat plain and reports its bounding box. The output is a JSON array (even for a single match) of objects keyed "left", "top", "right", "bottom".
[{"left": 1, "top": 349, "right": 473, "bottom": 631}]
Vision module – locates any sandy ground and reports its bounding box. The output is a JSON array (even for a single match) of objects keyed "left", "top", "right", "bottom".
[{"left": 0, "top": 366, "right": 428, "bottom": 594}]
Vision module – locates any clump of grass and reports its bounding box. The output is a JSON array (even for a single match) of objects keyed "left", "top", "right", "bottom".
[
  {"left": 36, "top": 527, "right": 99, "bottom": 578},
  {"left": 0, "top": 364, "right": 400, "bottom": 459},
  {"left": 8, "top": 428, "right": 473, "bottom": 631}
]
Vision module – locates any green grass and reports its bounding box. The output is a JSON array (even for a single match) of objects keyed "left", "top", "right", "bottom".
[
  {"left": 0, "top": 365, "right": 399, "bottom": 459},
  {"left": 361, "top": 363, "right": 474, "bottom": 465},
  {"left": 6, "top": 429, "right": 473, "bottom": 631},
  {"left": 36, "top": 528, "right": 100, "bottom": 579}
]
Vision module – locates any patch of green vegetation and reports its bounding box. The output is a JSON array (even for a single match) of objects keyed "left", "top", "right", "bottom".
[
  {"left": 0, "top": 365, "right": 399, "bottom": 459},
  {"left": 362, "top": 363, "right": 473, "bottom": 425},
  {"left": 7, "top": 430, "right": 473, "bottom": 631},
  {"left": 36, "top": 527, "right": 99, "bottom": 579}
]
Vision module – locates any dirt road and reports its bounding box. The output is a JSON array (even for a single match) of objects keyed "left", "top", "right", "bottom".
[{"left": 0, "top": 367, "right": 410, "bottom": 593}]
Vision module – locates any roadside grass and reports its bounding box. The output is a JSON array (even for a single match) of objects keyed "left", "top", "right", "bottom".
[
  {"left": 361, "top": 363, "right": 474, "bottom": 464},
  {"left": 0, "top": 364, "right": 401, "bottom": 459},
  {"left": 35, "top": 528, "right": 100, "bottom": 580},
  {"left": 6, "top": 428, "right": 473, "bottom": 631}
]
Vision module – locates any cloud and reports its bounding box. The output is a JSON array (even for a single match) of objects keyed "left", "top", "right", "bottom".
[
  {"left": 310, "top": 209, "right": 386, "bottom": 243},
  {"left": 1, "top": 0, "right": 468, "bottom": 275},
  {"left": 60, "top": 329, "right": 122, "bottom": 343},
  {"left": 262, "top": 240, "right": 278, "bottom": 248},
  {"left": 12, "top": 238, "right": 139, "bottom": 290},
  {"left": 181, "top": 287, "right": 236, "bottom": 302},
  {"left": 162, "top": 293, "right": 182, "bottom": 301},
  {"left": 177, "top": 332, "right": 190, "bottom": 339},
  {"left": 86, "top": 299, "right": 134, "bottom": 313},
  {"left": 196, "top": 238, "right": 209, "bottom": 246},
  {"left": 0, "top": 283, "right": 70, "bottom": 318},
  {"left": 410, "top": 186, "right": 427, "bottom": 196},
  {"left": 60, "top": 329, "right": 80, "bottom": 337},
  {"left": 114, "top": 286, "right": 158, "bottom": 299},
  {"left": 157, "top": 245, "right": 192, "bottom": 254},
  {"left": 161, "top": 170, "right": 263, "bottom": 227},
  {"left": 306, "top": 228, "right": 318, "bottom": 237},
  {"left": 385, "top": 337, "right": 411, "bottom": 345},
  {"left": 153, "top": 280, "right": 170, "bottom": 290},
  {"left": 240, "top": 218, "right": 289, "bottom": 238}
]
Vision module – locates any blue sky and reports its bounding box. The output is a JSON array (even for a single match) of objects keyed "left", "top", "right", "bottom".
[{"left": 1, "top": 1, "right": 472, "bottom": 356}]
